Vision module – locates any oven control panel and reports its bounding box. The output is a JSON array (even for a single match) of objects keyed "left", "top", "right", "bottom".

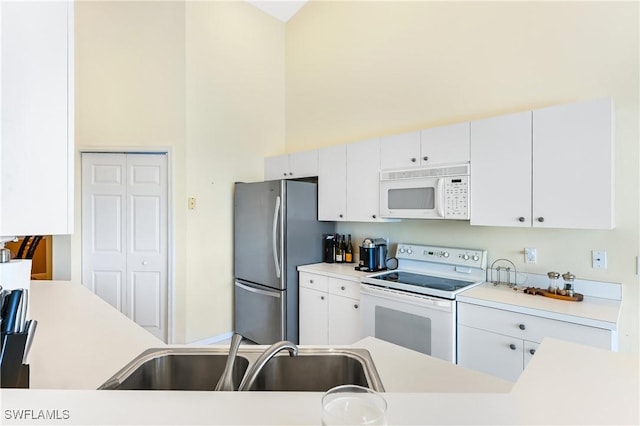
[{"left": 396, "top": 244, "right": 487, "bottom": 269}]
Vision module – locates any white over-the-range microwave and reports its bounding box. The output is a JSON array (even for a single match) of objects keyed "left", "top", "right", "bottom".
[{"left": 379, "top": 163, "right": 470, "bottom": 220}]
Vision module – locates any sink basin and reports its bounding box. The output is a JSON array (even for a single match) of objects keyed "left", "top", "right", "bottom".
[
  {"left": 99, "top": 349, "right": 249, "bottom": 391},
  {"left": 99, "top": 347, "right": 384, "bottom": 392},
  {"left": 248, "top": 354, "right": 369, "bottom": 391}
]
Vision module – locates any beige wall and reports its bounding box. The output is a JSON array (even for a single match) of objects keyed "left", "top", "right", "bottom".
[
  {"left": 73, "top": 1, "right": 285, "bottom": 343},
  {"left": 285, "top": 1, "right": 640, "bottom": 354}
]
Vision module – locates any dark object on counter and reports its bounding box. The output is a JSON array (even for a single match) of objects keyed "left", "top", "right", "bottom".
[
  {"left": 323, "top": 234, "right": 335, "bottom": 263},
  {"left": 0, "top": 332, "right": 30, "bottom": 388},
  {"left": 523, "top": 287, "right": 583, "bottom": 302},
  {"left": 355, "top": 238, "right": 388, "bottom": 272}
]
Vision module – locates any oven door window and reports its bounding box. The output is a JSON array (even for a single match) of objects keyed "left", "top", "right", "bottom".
[
  {"left": 387, "top": 187, "right": 435, "bottom": 210},
  {"left": 375, "top": 306, "right": 432, "bottom": 355}
]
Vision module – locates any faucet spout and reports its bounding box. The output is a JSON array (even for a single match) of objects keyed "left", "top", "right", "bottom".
[
  {"left": 214, "top": 333, "right": 244, "bottom": 391},
  {"left": 237, "top": 340, "right": 298, "bottom": 391}
]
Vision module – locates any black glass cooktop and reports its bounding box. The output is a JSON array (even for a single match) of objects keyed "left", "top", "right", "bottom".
[{"left": 374, "top": 271, "right": 475, "bottom": 291}]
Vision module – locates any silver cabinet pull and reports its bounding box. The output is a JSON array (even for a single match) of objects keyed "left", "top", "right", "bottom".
[
  {"left": 538, "top": 217, "right": 545, "bottom": 223},
  {"left": 518, "top": 217, "right": 525, "bottom": 222},
  {"left": 411, "top": 157, "right": 417, "bottom": 163},
  {"left": 509, "top": 344, "right": 517, "bottom": 350},
  {"left": 518, "top": 324, "right": 526, "bottom": 330},
  {"left": 320, "top": 296, "right": 325, "bottom": 300},
  {"left": 529, "top": 349, "right": 536, "bottom": 355},
  {"left": 354, "top": 304, "right": 359, "bottom": 309},
  {"left": 341, "top": 286, "right": 345, "bottom": 291},
  {"left": 423, "top": 156, "right": 428, "bottom": 161}
]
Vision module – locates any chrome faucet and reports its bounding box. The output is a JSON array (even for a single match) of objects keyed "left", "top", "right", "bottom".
[
  {"left": 214, "top": 333, "right": 244, "bottom": 391},
  {"left": 237, "top": 340, "right": 298, "bottom": 391}
]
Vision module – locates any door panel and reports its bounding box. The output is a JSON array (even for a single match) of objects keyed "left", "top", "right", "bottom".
[
  {"left": 234, "top": 280, "right": 284, "bottom": 344},
  {"left": 131, "top": 271, "right": 161, "bottom": 328},
  {"left": 82, "top": 153, "right": 168, "bottom": 342},
  {"left": 234, "top": 181, "right": 282, "bottom": 289},
  {"left": 93, "top": 271, "right": 123, "bottom": 311}
]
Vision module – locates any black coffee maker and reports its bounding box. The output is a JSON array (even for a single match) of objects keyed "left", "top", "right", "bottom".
[
  {"left": 322, "top": 234, "right": 335, "bottom": 263},
  {"left": 357, "top": 238, "right": 388, "bottom": 272}
]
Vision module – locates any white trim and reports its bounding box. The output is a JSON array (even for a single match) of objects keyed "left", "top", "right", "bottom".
[{"left": 189, "top": 332, "right": 234, "bottom": 345}]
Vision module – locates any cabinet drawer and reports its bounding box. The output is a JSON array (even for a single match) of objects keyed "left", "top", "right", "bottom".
[
  {"left": 299, "top": 272, "right": 328, "bottom": 292},
  {"left": 328, "top": 278, "right": 360, "bottom": 300},
  {"left": 458, "top": 302, "right": 612, "bottom": 349}
]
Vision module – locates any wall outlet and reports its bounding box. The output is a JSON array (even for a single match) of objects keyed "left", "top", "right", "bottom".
[
  {"left": 188, "top": 197, "right": 196, "bottom": 210},
  {"left": 524, "top": 247, "right": 537, "bottom": 264},
  {"left": 592, "top": 250, "right": 607, "bottom": 269}
]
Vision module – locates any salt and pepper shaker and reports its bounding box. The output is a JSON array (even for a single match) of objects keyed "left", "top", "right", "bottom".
[
  {"left": 562, "top": 272, "right": 576, "bottom": 297},
  {"left": 547, "top": 272, "right": 560, "bottom": 294}
]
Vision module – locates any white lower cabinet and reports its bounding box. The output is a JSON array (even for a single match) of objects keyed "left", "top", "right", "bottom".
[
  {"left": 299, "top": 272, "right": 363, "bottom": 345},
  {"left": 457, "top": 302, "right": 613, "bottom": 382}
]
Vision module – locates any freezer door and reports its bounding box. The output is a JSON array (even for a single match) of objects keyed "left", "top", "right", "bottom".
[
  {"left": 234, "top": 181, "right": 283, "bottom": 290},
  {"left": 234, "top": 280, "right": 285, "bottom": 344}
]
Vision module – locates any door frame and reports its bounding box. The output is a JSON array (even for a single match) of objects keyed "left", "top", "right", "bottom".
[{"left": 78, "top": 146, "right": 175, "bottom": 343}]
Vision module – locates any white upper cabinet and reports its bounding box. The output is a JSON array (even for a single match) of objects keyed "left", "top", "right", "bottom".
[
  {"left": 346, "top": 138, "right": 388, "bottom": 222},
  {"left": 318, "top": 144, "right": 347, "bottom": 221},
  {"left": 380, "top": 131, "right": 421, "bottom": 170},
  {"left": 470, "top": 111, "right": 533, "bottom": 227},
  {"left": 471, "top": 98, "right": 615, "bottom": 230},
  {"left": 264, "top": 150, "right": 318, "bottom": 181},
  {"left": 420, "top": 122, "right": 470, "bottom": 166},
  {"left": 1, "top": 1, "right": 74, "bottom": 237},
  {"left": 532, "top": 97, "right": 614, "bottom": 230}
]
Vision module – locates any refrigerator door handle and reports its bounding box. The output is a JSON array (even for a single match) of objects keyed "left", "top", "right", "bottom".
[
  {"left": 236, "top": 281, "right": 281, "bottom": 298},
  {"left": 272, "top": 195, "right": 281, "bottom": 278}
]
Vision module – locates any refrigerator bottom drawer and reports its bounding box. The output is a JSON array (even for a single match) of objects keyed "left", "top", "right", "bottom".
[{"left": 234, "top": 280, "right": 284, "bottom": 344}]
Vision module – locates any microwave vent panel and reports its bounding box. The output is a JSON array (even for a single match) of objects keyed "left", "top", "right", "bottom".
[{"left": 380, "top": 164, "right": 469, "bottom": 181}]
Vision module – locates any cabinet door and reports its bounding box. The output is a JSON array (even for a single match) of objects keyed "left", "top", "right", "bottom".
[
  {"left": 299, "top": 286, "right": 328, "bottom": 345},
  {"left": 420, "top": 122, "right": 470, "bottom": 166},
  {"left": 470, "top": 111, "right": 532, "bottom": 227},
  {"left": 457, "top": 325, "right": 523, "bottom": 382},
  {"left": 290, "top": 150, "right": 318, "bottom": 178},
  {"left": 380, "top": 131, "right": 421, "bottom": 170},
  {"left": 346, "top": 138, "right": 384, "bottom": 222},
  {"left": 318, "top": 145, "right": 347, "bottom": 221},
  {"left": 264, "top": 155, "right": 290, "bottom": 180},
  {"left": 1, "top": 1, "right": 73, "bottom": 236},
  {"left": 533, "top": 97, "right": 614, "bottom": 229},
  {"left": 328, "top": 294, "right": 363, "bottom": 345}
]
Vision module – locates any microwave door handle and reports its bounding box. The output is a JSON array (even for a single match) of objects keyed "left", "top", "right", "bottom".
[
  {"left": 272, "top": 195, "right": 281, "bottom": 278},
  {"left": 436, "top": 178, "right": 445, "bottom": 218}
]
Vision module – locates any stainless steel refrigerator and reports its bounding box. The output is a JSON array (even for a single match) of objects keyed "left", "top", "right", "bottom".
[{"left": 233, "top": 179, "right": 334, "bottom": 344}]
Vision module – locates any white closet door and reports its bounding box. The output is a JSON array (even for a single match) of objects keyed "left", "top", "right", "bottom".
[
  {"left": 82, "top": 154, "right": 127, "bottom": 312},
  {"left": 82, "top": 153, "right": 168, "bottom": 341},
  {"left": 126, "top": 154, "right": 168, "bottom": 341}
]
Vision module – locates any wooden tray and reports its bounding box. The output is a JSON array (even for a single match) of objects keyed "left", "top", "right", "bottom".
[{"left": 523, "top": 287, "right": 583, "bottom": 302}]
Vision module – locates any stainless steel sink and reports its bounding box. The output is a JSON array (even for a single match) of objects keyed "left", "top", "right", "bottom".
[
  {"left": 98, "top": 348, "right": 250, "bottom": 391},
  {"left": 247, "top": 353, "right": 369, "bottom": 391},
  {"left": 98, "top": 347, "right": 384, "bottom": 392}
]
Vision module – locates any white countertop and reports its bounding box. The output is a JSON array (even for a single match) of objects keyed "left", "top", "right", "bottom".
[
  {"left": 297, "top": 262, "right": 371, "bottom": 281},
  {"left": 1, "top": 280, "right": 637, "bottom": 425},
  {"left": 458, "top": 282, "right": 621, "bottom": 330}
]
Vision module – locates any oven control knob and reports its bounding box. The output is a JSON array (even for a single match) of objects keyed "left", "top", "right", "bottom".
[
  {"left": 442, "top": 252, "right": 449, "bottom": 258},
  {"left": 406, "top": 248, "right": 413, "bottom": 254},
  {"left": 472, "top": 255, "right": 480, "bottom": 262},
  {"left": 398, "top": 247, "right": 405, "bottom": 254},
  {"left": 462, "top": 254, "right": 470, "bottom": 260}
]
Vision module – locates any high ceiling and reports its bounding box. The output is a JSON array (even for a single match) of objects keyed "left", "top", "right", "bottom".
[{"left": 246, "top": 0, "right": 308, "bottom": 22}]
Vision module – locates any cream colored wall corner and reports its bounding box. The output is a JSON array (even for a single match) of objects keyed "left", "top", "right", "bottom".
[
  {"left": 285, "top": 1, "right": 639, "bottom": 354},
  {"left": 184, "top": 1, "right": 285, "bottom": 343},
  {"left": 72, "top": 1, "right": 285, "bottom": 344}
]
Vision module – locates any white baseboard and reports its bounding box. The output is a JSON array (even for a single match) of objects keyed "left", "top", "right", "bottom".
[{"left": 189, "top": 332, "right": 233, "bottom": 345}]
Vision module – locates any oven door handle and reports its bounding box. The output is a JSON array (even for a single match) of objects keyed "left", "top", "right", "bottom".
[
  {"left": 436, "top": 178, "right": 445, "bottom": 218},
  {"left": 360, "top": 284, "right": 453, "bottom": 311}
]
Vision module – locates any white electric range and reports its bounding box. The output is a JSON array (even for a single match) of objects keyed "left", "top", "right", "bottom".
[{"left": 360, "top": 243, "right": 487, "bottom": 363}]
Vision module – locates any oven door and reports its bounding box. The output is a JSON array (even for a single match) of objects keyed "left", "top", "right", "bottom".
[
  {"left": 360, "top": 284, "right": 456, "bottom": 363},
  {"left": 379, "top": 176, "right": 444, "bottom": 219}
]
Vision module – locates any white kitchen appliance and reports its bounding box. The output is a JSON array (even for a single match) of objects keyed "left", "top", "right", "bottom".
[
  {"left": 379, "top": 163, "right": 469, "bottom": 219},
  {"left": 360, "top": 243, "right": 486, "bottom": 363}
]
